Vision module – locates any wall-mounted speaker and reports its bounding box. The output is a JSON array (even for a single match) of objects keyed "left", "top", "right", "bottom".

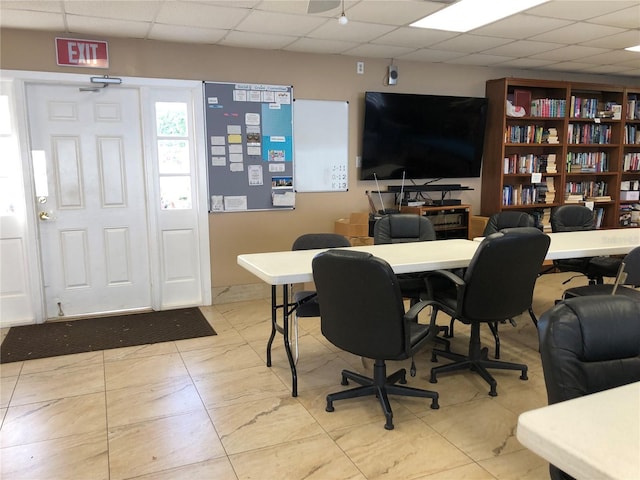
[{"left": 388, "top": 65, "right": 398, "bottom": 85}]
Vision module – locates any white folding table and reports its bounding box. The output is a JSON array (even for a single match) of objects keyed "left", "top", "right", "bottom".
[
  {"left": 517, "top": 381, "right": 640, "bottom": 480},
  {"left": 237, "top": 239, "right": 481, "bottom": 396}
]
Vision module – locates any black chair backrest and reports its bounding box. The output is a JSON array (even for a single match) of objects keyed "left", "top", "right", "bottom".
[
  {"left": 312, "top": 249, "right": 407, "bottom": 360},
  {"left": 483, "top": 211, "right": 535, "bottom": 236},
  {"left": 462, "top": 227, "right": 550, "bottom": 321},
  {"left": 550, "top": 205, "right": 594, "bottom": 232},
  {"left": 538, "top": 295, "right": 640, "bottom": 405},
  {"left": 621, "top": 245, "right": 640, "bottom": 286},
  {"left": 292, "top": 233, "right": 351, "bottom": 251},
  {"left": 373, "top": 214, "right": 436, "bottom": 244}
]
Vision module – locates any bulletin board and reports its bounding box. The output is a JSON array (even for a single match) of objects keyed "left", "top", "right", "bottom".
[
  {"left": 293, "top": 99, "right": 349, "bottom": 192},
  {"left": 204, "top": 81, "right": 295, "bottom": 212}
]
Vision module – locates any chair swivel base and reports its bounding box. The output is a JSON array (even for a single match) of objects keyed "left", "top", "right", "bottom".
[
  {"left": 325, "top": 359, "right": 439, "bottom": 430},
  {"left": 429, "top": 324, "right": 528, "bottom": 397}
]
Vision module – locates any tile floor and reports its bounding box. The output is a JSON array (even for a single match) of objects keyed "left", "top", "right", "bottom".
[{"left": 0, "top": 272, "right": 590, "bottom": 480}]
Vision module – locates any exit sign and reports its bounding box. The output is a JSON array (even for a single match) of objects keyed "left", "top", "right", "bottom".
[{"left": 56, "top": 37, "right": 109, "bottom": 68}]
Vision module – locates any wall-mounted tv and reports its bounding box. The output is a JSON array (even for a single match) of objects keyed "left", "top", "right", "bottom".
[{"left": 360, "top": 91, "right": 488, "bottom": 180}]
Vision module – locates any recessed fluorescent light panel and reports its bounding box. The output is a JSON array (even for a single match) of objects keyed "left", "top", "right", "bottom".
[
  {"left": 410, "top": 0, "right": 549, "bottom": 32},
  {"left": 625, "top": 45, "right": 640, "bottom": 52}
]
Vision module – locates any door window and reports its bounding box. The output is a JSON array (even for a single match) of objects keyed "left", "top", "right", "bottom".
[
  {"left": 0, "top": 95, "right": 20, "bottom": 216},
  {"left": 155, "top": 102, "right": 192, "bottom": 209}
]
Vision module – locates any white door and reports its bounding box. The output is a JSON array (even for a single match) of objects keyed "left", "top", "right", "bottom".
[{"left": 26, "top": 83, "right": 151, "bottom": 319}]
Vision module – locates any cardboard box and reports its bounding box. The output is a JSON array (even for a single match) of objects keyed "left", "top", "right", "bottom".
[
  {"left": 468, "top": 215, "right": 489, "bottom": 239},
  {"left": 620, "top": 190, "right": 640, "bottom": 201},
  {"left": 349, "top": 236, "right": 374, "bottom": 246},
  {"left": 334, "top": 212, "right": 370, "bottom": 237}
]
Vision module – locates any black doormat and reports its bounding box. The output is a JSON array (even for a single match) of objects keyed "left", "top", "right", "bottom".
[{"left": 0, "top": 308, "right": 216, "bottom": 364}]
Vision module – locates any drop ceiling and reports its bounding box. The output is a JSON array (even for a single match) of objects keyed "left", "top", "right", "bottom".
[{"left": 1, "top": 0, "right": 639, "bottom": 77}]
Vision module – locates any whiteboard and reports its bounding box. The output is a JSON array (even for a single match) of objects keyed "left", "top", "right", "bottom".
[{"left": 294, "top": 99, "right": 348, "bottom": 192}]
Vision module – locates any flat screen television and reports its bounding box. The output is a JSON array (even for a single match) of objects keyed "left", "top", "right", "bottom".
[{"left": 360, "top": 91, "right": 488, "bottom": 180}]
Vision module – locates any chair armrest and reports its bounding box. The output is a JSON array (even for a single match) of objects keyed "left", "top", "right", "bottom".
[
  {"left": 425, "top": 269, "right": 466, "bottom": 317},
  {"left": 405, "top": 299, "right": 438, "bottom": 322},
  {"left": 426, "top": 269, "right": 464, "bottom": 286},
  {"left": 404, "top": 299, "right": 440, "bottom": 347}
]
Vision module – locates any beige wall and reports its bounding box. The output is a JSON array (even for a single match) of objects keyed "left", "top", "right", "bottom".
[{"left": 2, "top": 28, "right": 636, "bottom": 291}]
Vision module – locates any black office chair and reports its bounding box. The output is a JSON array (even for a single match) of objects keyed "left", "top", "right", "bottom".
[
  {"left": 290, "top": 233, "right": 351, "bottom": 364},
  {"left": 373, "top": 214, "right": 436, "bottom": 306},
  {"left": 312, "top": 249, "right": 440, "bottom": 430},
  {"left": 427, "top": 227, "right": 550, "bottom": 396},
  {"left": 482, "top": 211, "right": 535, "bottom": 236},
  {"left": 562, "top": 245, "right": 640, "bottom": 301},
  {"left": 474, "top": 211, "right": 537, "bottom": 358},
  {"left": 550, "top": 205, "right": 621, "bottom": 285},
  {"left": 537, "top": 295, "right": 640, "bottom": 480}
]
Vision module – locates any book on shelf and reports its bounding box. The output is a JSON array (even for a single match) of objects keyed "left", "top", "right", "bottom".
[
  {"left": 586, "top": 195, "right": 611, "bottom": 202},
  {"left": 542, "top": 127, "right": 559, "bottom": 144},
  {"left": 565, "top": 194, "right": 584, "bottom": 203},
  {"left": 545, "top": 177, "right": 556, "bottom": 203},
  {"left": 627, "top": 96, "right": 638, "bottom": 120},
  {"left": 545, "top": 153, "right": 557, "bottom": 173},
  {"left": 593, "top": 207, "right": 605, "bottom": 228},
  {"left": 514, "top": 89, "right": 532, "bottom": 115}
]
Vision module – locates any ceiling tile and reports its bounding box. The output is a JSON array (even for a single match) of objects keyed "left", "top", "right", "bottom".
[
  {"left": 482, "top": 40, "right": 562, "bottom": 57},
  {"left": 445, "top": 53, "right": 516, "bottom": 66},
  {"left": 155, "top": 2, "right": 250, "bottom": 29},
  {"left": 618, "top": 68, "right": 640, "bottom": 77},
  {"left": 525, "top": 1, "right": 638, "bottom": 21},
  {"left": 235, "top": 9, "right": 326, "bottom": 35},
  {"left": 63, "top": 1, "right": 162, "bottom": 22},
  {"left": 371, "top": 27, "right": 457, "bottom": 48},
  {"left": 581, "top": 49, "right": 640, "bottom": 66},
  {"left": 397, "top": 48, "right": 467, "bottom": 63},
  {"left": 494, "top": 57, "right": 559, "bottom": 68},
  {"left": 472, "top": 13, "right": 573, "bottom": 39},
  {"left": 344, "top": 0, "right": 442, "bottom": 26},
  {"left": 579, "top": 64, "right": 637, "bottom": 75},
  {"left": 430, "top": 34, "right": 513, "bottom": 54},
  {"left": 284, "top": 37, "right": 359, "bottom": 54},
  {"left": 587, "top": 5, "right": 640, "bottom": 29},
  {"left": 65, "top": 15, "right": 151, "bottom": 38},
  {"left": 617, "top": 58, "right": 640, "bottom": 69},
  {"left": 1, "top": 0, "right": 639, "bottom": 75},
  {"left": 579, "top": 30, "right": 640, "bottom": 50},
  {"left": 342, "top": 43, "right": 416, "bottom": 59},
  {"left": 307, "top": 20, "right": 396, "bottom": 42},
  {"left": 255, "top": 0, "right": 329, "bottom": 15},
  {"left": 2, "top": 1, "right": 62, "bottom": 13},
  {"left": 219, "top": 31, "right": 298, "bottom": 49},
  {"left": 0, "top": 9, "right": 65, "bottom": 30},
  {"left": 530, "top": 22, "right": 626, "bottom": 44},
  {"left": 148, "top": 24, "right": 228, "bottom": 44},
  {"left": 529, "top": 45, "right": 611, "bottom": 62},
  {"left": 541, "top": 61, "right": 594, "bottom": 72}
]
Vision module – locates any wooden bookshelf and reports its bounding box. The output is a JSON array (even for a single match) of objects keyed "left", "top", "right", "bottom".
[{"left": 481, "top": 78, "right": 640, "bottom": 230}]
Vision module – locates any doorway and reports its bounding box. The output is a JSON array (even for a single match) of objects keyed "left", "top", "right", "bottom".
[
  {"left": 26, "top": 83, "right": 152, "bottom": 318},
  {"left": 0, "top": 72, "right": 211, "bottom": 326}
]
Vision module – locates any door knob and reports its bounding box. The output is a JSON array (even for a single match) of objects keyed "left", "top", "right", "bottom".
[{"left": 39, "top": 211, "right": 51, "bottom": 220}]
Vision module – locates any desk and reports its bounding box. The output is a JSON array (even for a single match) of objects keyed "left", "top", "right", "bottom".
[
  {"left": 517, "top": 382, "right": 640, "bottom": 480},
  {"left": 473, "top": 228, "right": 640, "bottom": 259},
  {"left": 545, "top": 229, "right": 640, "bottom": 260},
  {"left": 237, "top": 239, "right": 481, "bottom": 396},
  {"left": 239, "top": 229, "right": 639, "bottom": 397}
]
